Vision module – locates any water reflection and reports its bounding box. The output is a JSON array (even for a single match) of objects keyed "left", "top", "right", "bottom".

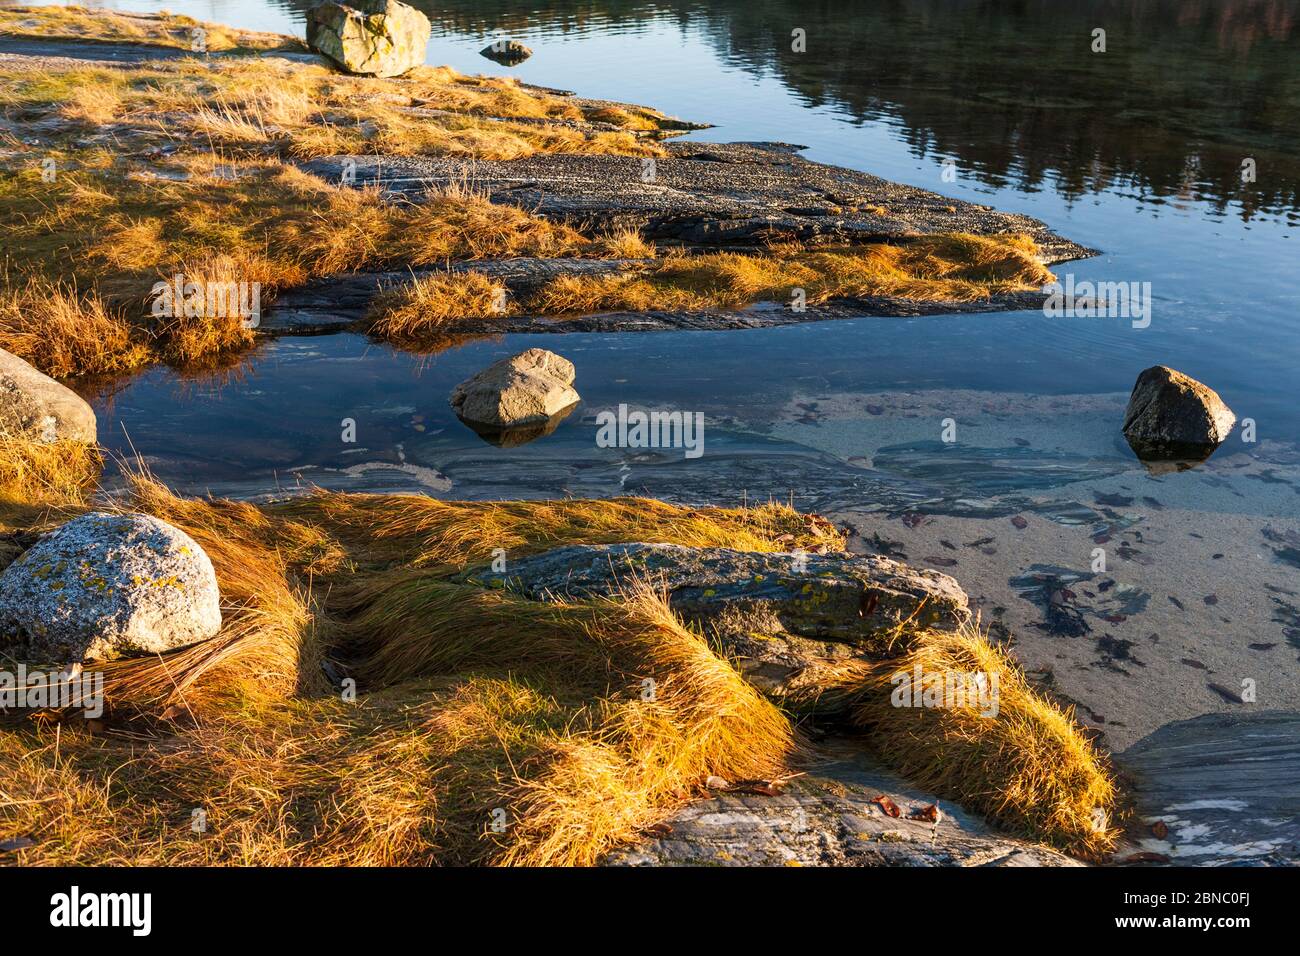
[{"left": 266, "top": 0, "right": 1300, "bottom": 218}]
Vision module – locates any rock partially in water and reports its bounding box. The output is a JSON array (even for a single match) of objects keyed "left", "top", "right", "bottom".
[
  {"left": 479, "top": 38, "right": 532, "bottom": 66},
  {"left": 604, "top": 741, "right": 1081, "bottom": 867},
  {"left": 0, "top": 348, "right": 96, "bottom": 443},
  {"left": 465, "top": 542, "right": 969, "bottom": 700},
  {"left": 1117, "top": 711, "right": 1300, "bottom": 866},
  {"left": 1122, "top": 365, "right": 1235, "bottom": 464},
  {"left": 0, "top": 512, "right": 222, "bottom": 663},
  {"left": 450, "top": 348, "right": 580, "bottom": 431},
  {"left": 306, "top": 0, "right": 430, "bottom": 77}
]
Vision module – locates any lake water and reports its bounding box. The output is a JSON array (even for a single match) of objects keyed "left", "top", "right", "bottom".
[{"left": 67, "top": 0, "right": 1299, "bottom": 510}]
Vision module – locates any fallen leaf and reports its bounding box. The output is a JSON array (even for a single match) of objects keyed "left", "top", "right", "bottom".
[
  {"left": 1011, "top": 516, "right": 1028, "bottom": 529},
  {"left": 1150, "top": 821, "right": 1169, "bottom": 839},
  {"left": 871, "top": 795, "right": 902, "bottom": 818},
  {"left": 909, "top": 803, "right": 942, "bottom": 823}
]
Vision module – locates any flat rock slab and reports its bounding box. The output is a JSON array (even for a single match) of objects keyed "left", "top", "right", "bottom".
[
  {"left": 604, "top": 739, "right": 1080, "bottom": 867},
  {"left": 465, "top": 542, "right": 969, "bottom": 641},
  {"left": 301, "top": 141, "right": 1095, "bottom": 262},
  {"left": 1117, "top": 711, "right": 1300, "bottom": 866}
]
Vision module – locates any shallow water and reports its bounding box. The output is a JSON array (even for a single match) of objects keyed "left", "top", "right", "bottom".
[{"left": 61, "top": 0, "right": 1299, "bottom": 513}]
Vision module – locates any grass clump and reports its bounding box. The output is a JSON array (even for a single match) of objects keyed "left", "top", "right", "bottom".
[
  {"left": 795, "top": 622, "right": 1117, "bottom": 858},
  {"left": 366, "top": 271, "right": 507, "bottom": 342}
]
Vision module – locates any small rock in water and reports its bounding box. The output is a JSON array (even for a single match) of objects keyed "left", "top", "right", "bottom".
[
  {"left": 450, "top": 348, "right": 580, "bottom": 440},
  {"left": 1122, "top": 365, "right": 1235, "bottom": 465},
  {"left": 0, "top": 513, "right": 222, "bottom": 663},
  {"left": 480, "top": 38, "right": 533, "bottom": 65}
]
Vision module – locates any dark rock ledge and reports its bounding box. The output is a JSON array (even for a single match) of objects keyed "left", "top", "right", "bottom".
[
  {"left": 301, "top": 141, "right": 1094, "bottom": 262},
  {"left": 269, "top": 141, "right": 1094, "bottom": 336}
]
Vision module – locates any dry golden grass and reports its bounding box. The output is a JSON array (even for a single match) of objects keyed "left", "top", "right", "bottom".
[
  {"left": 0, "top": 5, "right": 304, "bottom": 53},
  {"left": 0, "top": 433, "right": 101, "bottom": 509},
  {"left": 0, "top": 278, "right": 150, "bottom": 379},
  {"left": 0, "top": 472, "right": 1115, "bottom": 864},
  {"left": 534, "top": 233, "right": 1054, "bottom": 315},
  {"left": 0, "top": 23, "right": 679, "bottom": 377},
  {"left": 366, "top": 271, "right": 508, "bottom": 342},
  {"left": 847, "top": 623, "right": 1117, "bottom": 857},
  {"left": 271, "top": 491, "right": 842, "bottom": 571},
  {"left": 362, "top": 232, "right": 1050, "bottom": 344},
  {"left": 587, "top": 227, "right": 658, "bottom": 260}
]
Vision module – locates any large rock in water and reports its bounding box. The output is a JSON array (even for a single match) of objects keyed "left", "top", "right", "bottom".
[
  {"left": 463, "top": 542, "right": 969, "bottom": 701},
  {"left": 450, "top": 348, "right": 580, "bottom": 431},
  {"left": 1122, "top": 366, "right": 1235, "bottom": 458},
  {"left": 0, "top": 348, "right": 96, "bottom": 443},
  {"left": 306, "top": 0, "right": 430, "bottom": 77},
  {"left": 0, "top": 513, "right": 222, "bottom": 663}
]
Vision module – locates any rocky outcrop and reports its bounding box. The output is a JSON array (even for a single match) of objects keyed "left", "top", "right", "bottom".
[
  {"left": 0, "top": 513, "right": 222, "bottom": 663},
  {"left": 1122, "top": 365, "right": 1235, "bottom": 460},
  {"left": 306, "top": 0, "right": 429, "bottom": 77},
  {"left": 605, "top": 741, "right": 1081, "bottom": 867},
  {"left": 0, "top": 348, "right": 96, "bottom": 443},
  {"left": 449, "top": 348, "right": 580, "bottom": 434},
  {"left": 480, "top": 39, "right": 532, "bottom": 65},
  {"left": 464, "top": 542, "right": 969, "bottom": 700},
  {"left": 304, "top": 142, "right": 1095, "bottom": 264}
]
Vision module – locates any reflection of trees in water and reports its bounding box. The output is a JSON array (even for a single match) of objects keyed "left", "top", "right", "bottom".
[{"left": 280, "top": 0, "right": 1300, "bottom": 215}]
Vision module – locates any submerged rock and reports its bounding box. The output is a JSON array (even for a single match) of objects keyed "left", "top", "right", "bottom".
[
  {"left": 306, "top": 0, "right": 430, "bottom": 77},
  {"left": 465, "top": 542, "right": 969, "bottom": 700},
  {"left": 0, "top": 348, "right": 96, "bottom": 443},
  {"left": 479, "top": 38, "right": 532, "bottom": 66},
  {"left": 450, "top": 348, "right": 580, "bottom": 432},
  {"left": 0, "top": 513, "right": 222, "bottom": 663},
  {"left": 1122, "top": 365, "right": 1235, "bottom": 463}
]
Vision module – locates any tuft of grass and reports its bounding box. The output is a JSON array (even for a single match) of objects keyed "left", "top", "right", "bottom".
[
  {"left": 366, "top": 271, "right": 508, "bottom": 343},
  {"left": 364, "top": 232, "right": 1051, "bottom": 345},
  {"left": 846, "top": 622, "right": 1118, "bottom": 858},
  {"left": 0, "top": 278, "right": 150, "bottom": 379}
]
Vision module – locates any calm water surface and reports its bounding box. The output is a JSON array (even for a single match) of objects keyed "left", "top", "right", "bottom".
[{"left": 61, "top": 0, "right": 1300, "bottom": 515}]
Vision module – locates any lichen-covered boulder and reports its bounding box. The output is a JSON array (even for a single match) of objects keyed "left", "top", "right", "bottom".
[
  {"left": 0, "top": 348, "right": 96, "bottom": 443},
  {"left": 450, "top": 348, "right": 580, "bottom": 430},
  {"left": 306, "top": 0, "right": 430, "bottom": 78},
  {"left": 1122, "top": 365, "right": 1235, "bottom": 454},
  {"left": 480, "top": 39, "right": 532, "bottom": 66},
  {"left": 0, "top": 512, "right": 222, "bottom": 663}
]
